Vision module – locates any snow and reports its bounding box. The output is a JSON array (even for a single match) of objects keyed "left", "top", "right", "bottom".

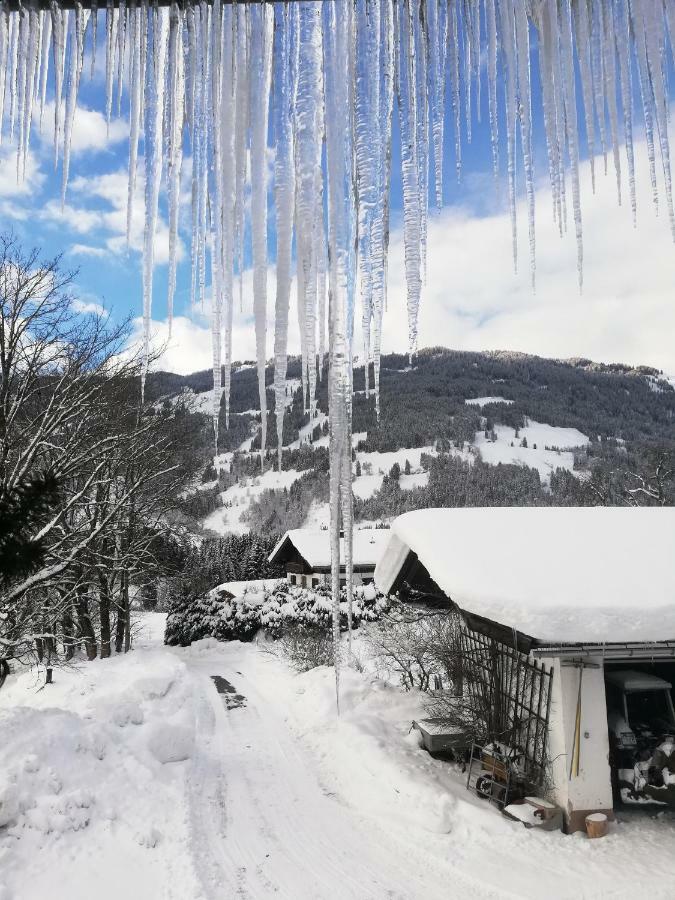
[
  {"left": 475, "top": 419, "right": 589, "bottom": 484},
  {"left": 465, "top": 396, "right": 514, "bottom": 407},
  {"left": 269, "top": 528, "right": 390, "bottom": 569},
  {"left": 3, "top": 614, "right": 675, "bottom": 899},
  {"left": 352, "top": 470, "right": 429, "bottom": 500},
  {"left": 288, "top": 411, "right": 328, "bottom": 449},
  {"left": 356, "top": 445, "right": 437, "bottom": 475},
  {"left": 203, "top": 469, "right": 304, "bottom": 536},
  {"left": 376, "top": 507, "right": 675, "bottom": 644},
  {"left": 210, "top": 578, "right": 282, "bottom": 602},
  {"left": 0, "top": 617, "right": 200, "bottom": 900}
]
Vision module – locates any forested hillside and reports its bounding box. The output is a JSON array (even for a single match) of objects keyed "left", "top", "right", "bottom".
[{"left": 155, "top": 347, "right": 675, "bottom": 539}]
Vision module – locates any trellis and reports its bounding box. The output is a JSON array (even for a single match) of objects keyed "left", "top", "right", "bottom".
[{"left": 459, "top": 624, "right": 553, "bottom": 791}]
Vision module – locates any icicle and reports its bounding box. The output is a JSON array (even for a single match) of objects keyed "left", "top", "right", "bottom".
[
  {"left": 559, "top": 0, "right": 584, "bottom": 288},
  {"left": 414, "top": 0, "right": 429, "bottom": 282},
  {"left": 497, "top": 0, "right": 518, "bottom": 272},
  {"left": 273, "top": 2, "right": 296, "bottom": 471},
  {"left": 20, "top": 3, "right": 40, "bottom": 180},
  {"left": 39, "top": 10, "right": 50, "bottom": 131},
  {"left": 615, "top": 0, "right": 636, "bottom": 224},
  {"left": 89, "top": 1, "right": 97, "bottom": 80},
  {"left": 141, "top": 5, "right": 168, "bottom": 400},
  {"left": 514, "top": 0, "right": 535, "bottom": 286},
  {"left": 447, "top": 2, "right": 461, "bottom": 180},
  {"left": 249, "top": 2, "right": 273, "bottom": 462},
  {"left": 210, "top": 0, "right": 223, "bottom": 451},
  {"left": 638, "top": 0, "right": 675, "bottom": 237},
  {"left": 370, "top": 0, "right": 395, "bottom": 420},
  {"left": 572, "top": 0, "right": 596, "bottom": 192},
  {"left": 115, "top": 0, "right": 126, "bottom": 119},
  {"left": 220, "top": 2, "right": 236, "bottom": 432},
  {"left": 6, "top": 8, "right": 16, "bottom": 144},
  {"left": 397, "top": 0, "right": 422, "bottom": 357},
  {"left": 428, "top": 0, "right": 446, "bottom": 207},
  {"left": 590, "top": 0, "right": 608, "bottom": 174},
  {"left": 166, "top": 2, "right": 183, "bottom": 335},
  {"left": 630, "top": 0, "right": 659, "bottom": 213},
  {"left": 0, "top": 3, "right": 8, "bottom": 144},
  {"left": 601, "top": 0, "right": 622, "bottom": 207},
  {"left": 355, "top": 0, "right": 377, "bottom": 397},
  {"left": 324, "top": 0, "right": 356, "bottom": 712},
  {"left": 233, "top": 3, "right": 248, "bottom": 315},
  {"left": 12, "top": 2, "right": 25, "bottom": 151},
  {"left": 104, "top": 0, "right": 116, "bottom": 130},
  {"left": 126, "top": 5, "right": 139, "bottom": 244},
  {"left": 62, "top": 4, "right": 89, "bottom": 205},
  {"left": 295, "top": 1, "right": 323, "bottom": 421},
  {"left": 483, "top": 3, "right": 499, "bottom": 189}
]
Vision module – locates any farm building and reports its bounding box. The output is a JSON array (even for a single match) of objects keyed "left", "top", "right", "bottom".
[
  {"left": 375, "top": 507, "right": 675, "bottom": 832},
  {"left": 269, "top": 528, "right": 390, "bottom": 589}
]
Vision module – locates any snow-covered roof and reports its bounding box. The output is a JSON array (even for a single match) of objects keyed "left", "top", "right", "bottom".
[
  {"left": 269, "top": 528, "right": 390, "bottom": 569},
  {"left": 375, "top": 507, "right": 675, "bottom": 644},
  {"left": 605, "top": 670, "right": 673, "bottom": 692}
]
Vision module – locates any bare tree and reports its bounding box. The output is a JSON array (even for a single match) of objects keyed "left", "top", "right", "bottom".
[{"left": 0, "top": 237, "right": 195, "bottom": 681}]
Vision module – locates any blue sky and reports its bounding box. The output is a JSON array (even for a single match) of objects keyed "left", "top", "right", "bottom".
[{"left": 3, "top": 16, "right": 675, "bottom": 376}]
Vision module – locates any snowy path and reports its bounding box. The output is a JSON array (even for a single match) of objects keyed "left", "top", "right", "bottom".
[
  {"left": 183, "top": 650, "right": 496, "bottom": 900},
  {"left": 180, "top": 640, "right": 675, "bottom": 900}
]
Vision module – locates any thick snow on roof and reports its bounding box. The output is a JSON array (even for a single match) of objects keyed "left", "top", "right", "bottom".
[
  {"left": 375, "top": 507, "right": 675, "bottom": 644},
  {"left": 271, "top": 528, "right": 390, "bottom": 568}
]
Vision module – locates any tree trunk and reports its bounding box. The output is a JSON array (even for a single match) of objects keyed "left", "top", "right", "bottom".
[
  {"left": 45, "top": 630, "right": 55, "bottom": 684},
  {"left": 123, "top": 571, "right": 131, "bottom": 653},
  {"left": 62, "top": 608, "right": 75, "bottom": 661},
  {"left": 0, "top": 658, "right": 9, "bottom": 690},
  {"left": 75, "top": 585, "right": 98, "bottom": 661},
  {"left": 115, "top": 570, "right": 129, "bottom": 653},
  {"left": 99, "top": 573, "right": 111, "bottom": 659}
]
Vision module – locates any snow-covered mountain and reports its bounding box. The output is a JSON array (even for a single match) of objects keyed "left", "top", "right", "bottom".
[{"left": 145, "top": 348, "right": 675, "bottom": 537}]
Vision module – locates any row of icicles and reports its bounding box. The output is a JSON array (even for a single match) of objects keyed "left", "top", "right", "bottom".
[{"left": 1, "top": 0, "right": 673, "bottom": 707}]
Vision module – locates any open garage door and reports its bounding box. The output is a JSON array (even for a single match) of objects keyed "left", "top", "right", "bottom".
[{"left": 604, "top": 661, "right": 675, "bottom": 810}]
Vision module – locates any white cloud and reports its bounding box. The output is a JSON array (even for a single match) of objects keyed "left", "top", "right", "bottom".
[
  {"left": 70, "top": 168, "right": 184, "bottom": 265},
  {"left": 70, "top": 243, "right": 111, "bottom": 259},
  {"left": 72, "top": 297, "right": 107, "bottom": 316},
  {"left": 38, "top": 103, "right": 129, "bottom": 155},
  {"left": 0, "top": 146, "right": 44, "bottom": 197},
  {"left": 129, "top": 267, "right": 303, "bottom": 375},
  {"left": 375, "top": 132, "right": 675, "bottom": 374}
]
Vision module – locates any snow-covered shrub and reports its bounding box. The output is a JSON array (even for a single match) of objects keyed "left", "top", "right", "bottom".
[
  {"left": 165, "top": 580, "right": 389, "bottom": 647},
  {"left": 276, "top": 625, "right": 334, "bottom": 672}
]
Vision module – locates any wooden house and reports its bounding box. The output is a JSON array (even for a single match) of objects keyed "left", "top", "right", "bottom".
[
  {"left": 268, "top": 528, "right": 390, "bottom": 589},
  {"left": 375, "top": 507, "right": 675, "bottom": 832}
]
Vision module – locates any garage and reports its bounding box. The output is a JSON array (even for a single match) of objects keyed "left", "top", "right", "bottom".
[{"left": 604, "top": 659, "right": 675, "bottom": 810}]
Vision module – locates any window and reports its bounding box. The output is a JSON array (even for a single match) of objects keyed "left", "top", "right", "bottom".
[
  {"left": 312, "top": 578, "right": 319, "bottom": 588},
  {"left": 289, "top": 574, "right": 296, "bottom": 585}
]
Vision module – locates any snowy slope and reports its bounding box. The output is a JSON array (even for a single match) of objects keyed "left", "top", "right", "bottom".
[
  {"left": 474, "top": 420, "right": 589, "bottom": 484},
  {"left": 203, "top": 469, "right": 304, "bottom": 535}
]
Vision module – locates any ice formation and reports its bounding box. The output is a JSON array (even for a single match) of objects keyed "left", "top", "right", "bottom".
[{"left": 1, "top": 0, "right": 674, "bottom": 703}]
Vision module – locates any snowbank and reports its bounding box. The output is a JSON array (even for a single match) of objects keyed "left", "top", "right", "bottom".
[{"left": 0, "top": 622, "right": 199, "bottom": 900}]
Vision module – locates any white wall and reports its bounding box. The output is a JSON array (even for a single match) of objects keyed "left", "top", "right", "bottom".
[{"left": 540, "top": 655, "right": 613, "bottom": 828}]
